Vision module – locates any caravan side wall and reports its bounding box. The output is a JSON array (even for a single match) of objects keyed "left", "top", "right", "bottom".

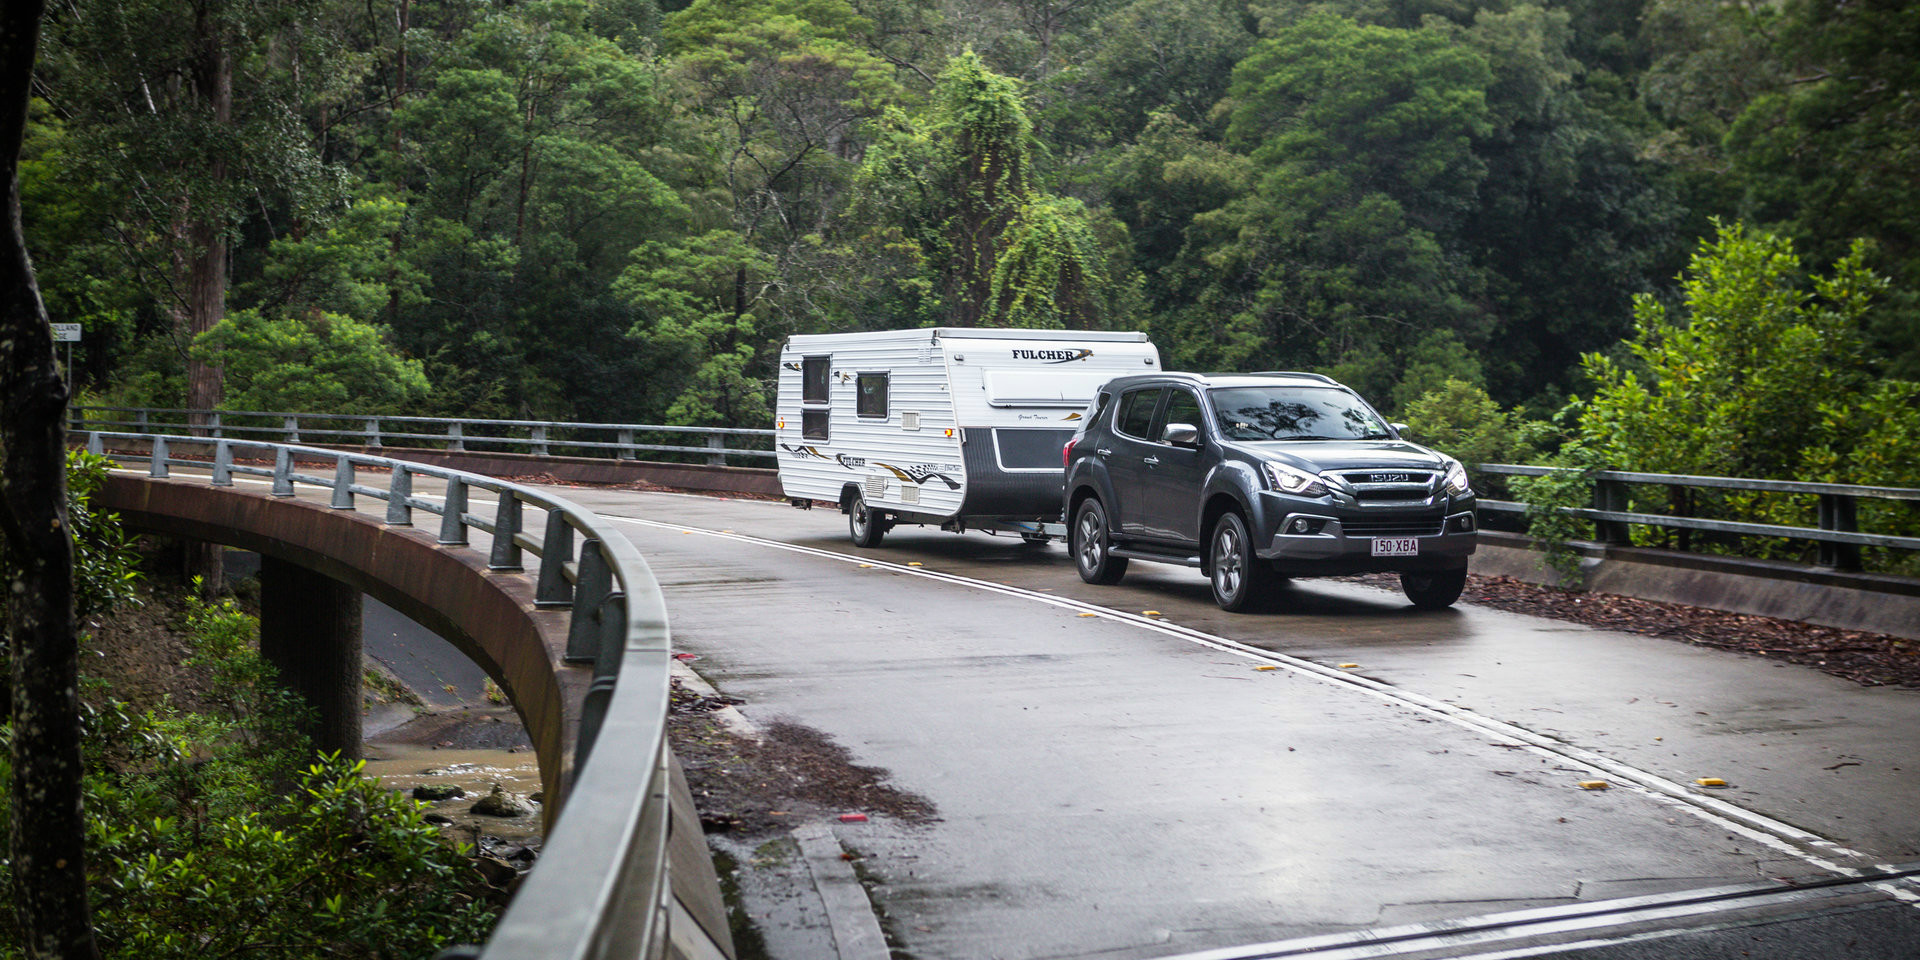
[{"left": 775, "top": 332, "right": 967, "bottom": 519}]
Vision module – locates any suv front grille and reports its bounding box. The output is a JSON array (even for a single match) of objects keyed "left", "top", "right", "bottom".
[
  {"left": 1342, "top": 517, "right": 1446, "bottom": 538},
  {"left": 1339, "top": 470, "right": 1436, "bottom": 503}
]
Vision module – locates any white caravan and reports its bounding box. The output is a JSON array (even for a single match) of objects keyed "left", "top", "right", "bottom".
[{"left": 775, "top": 327, "right": 1161, "bottom": 546}]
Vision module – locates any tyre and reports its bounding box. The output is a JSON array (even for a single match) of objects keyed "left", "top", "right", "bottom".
[
  {"left": 1209, "top": 511, "right": 1276, "bottom": 612},
  {"left": 848, "top": 489, "right": 886, "bottom": 547},
  {"left": 1401, "top": 567, "right": 1467, "bottom": 609},
  {"left": 1072, "top": 498, "right": 1128, "bottom": 584}
]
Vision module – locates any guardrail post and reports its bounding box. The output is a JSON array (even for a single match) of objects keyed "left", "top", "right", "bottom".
[
  {"left": 448, "top": 421, "right": 465, "bottom": 452},
  {"left": 364, "top": 417, "right": 383, "bottom": 450},
  {"left": 135, "top": 410, "right": 148, "bottom": 435},
  {"left": 86, "top": 432, "right": 103, "bottom": 456},
  {"left": 331, "top": 457, "right": 356, "bottom": 509},
  {"left": 272, "top": 447, "right": 295, "bottom": 496},
  {"left": 536, "top": 511, "right": 574, "bottom": 607},
  {"left": 574, "top": 590, "right": 628, "bottom": 768},
  {"left": 208, "top": 411, "right": 222, "bottom": 439},
  {"left": 284, "top": 415, "right": 301, "bottom": 443},
  {"left": 565, "top": 541, "right": 612, "bottom": 663},
  {"left": 386, "top": 466, "right": 413, "bottom": 525},
  {"left": 439, "top": 477, "right": 469, "bottom": 545},
  {"left": 490, "top": 493, "right": 524, "bottom": 571},
  {"left": 1818, "top": 494, "right": 1862, "bottom": 572},
  {"left": 707, "top": 433, "right": 726, "bottom": 466},
  {"left": 617, "top": 428, "right": 636, "bottom": 461},
  {"left": 1593, "top": 475, "right": 1631, "bottom": 546},
  {"left": 212, "top": 441, "right": 233, "bottom": 486},
  {"left": 148, "top": 436, "right": 170, "bottom": 478},
  {"left": 531, "top": 425, "right": 549, "bottom": 457}
]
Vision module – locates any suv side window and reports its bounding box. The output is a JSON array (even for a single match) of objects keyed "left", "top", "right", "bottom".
[
  {"left": 1159, "top": 389, "right": 1204, "bottom": 442},
  {"left": 1115, "top": 387, "right": 1163, "bottom": 440}
]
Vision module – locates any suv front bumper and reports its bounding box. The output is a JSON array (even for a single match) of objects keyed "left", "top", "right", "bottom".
[{"left": 1257, "top": 506, "right": 1478, "bottom": 575}]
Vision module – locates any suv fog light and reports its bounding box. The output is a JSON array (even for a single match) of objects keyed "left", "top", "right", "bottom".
[
  {"left": 1454, "top": 514, "right": 1476, "bottom": 532},
  {"left": 1290, "top": 518, "right": 1310, "bottom": 533},
  {"left": 1286, "top": 517, "right": 1326, "bottom": 535}
]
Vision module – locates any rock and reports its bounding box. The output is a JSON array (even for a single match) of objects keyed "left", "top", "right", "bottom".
[
  {"left": 413, "top": 784, "right": 465, "bottom": 802},
  {"left": 475, "top": 856, "right": 519, "bottom": 887},
  {"left": 423, "top": 813, "right": 454, "bottom": 825},
  {"left": 470, "top": 784, "right": 534, "bottom": 818}
]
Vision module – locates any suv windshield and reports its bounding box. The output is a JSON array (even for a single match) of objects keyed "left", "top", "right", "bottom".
[{"left": 1209, "top": 386, "right": 1392, "bottom": 441}]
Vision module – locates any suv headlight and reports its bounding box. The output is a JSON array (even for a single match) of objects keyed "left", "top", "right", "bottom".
[
  {"left": 1442, "top": 458, "right": 1471, "bottom": 496},
  {"left": 1264, "top": 461, "right": 1328, "bottom": 497}
]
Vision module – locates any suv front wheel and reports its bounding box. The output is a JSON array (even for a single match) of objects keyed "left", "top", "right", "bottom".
[
  {"left": 1400, "top": 567, "right": 1467, "bottom": 608},
  {"left": 1072, "top": 498, "right": 1128, "bottom": 584},
  {"left": 1210, "top": 511, "right": 1277, "bottom": 611}
]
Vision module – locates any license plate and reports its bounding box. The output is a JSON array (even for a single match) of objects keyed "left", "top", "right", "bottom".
[{"left": 1371, "top": 537, "right": 1419, "bottom": 557}]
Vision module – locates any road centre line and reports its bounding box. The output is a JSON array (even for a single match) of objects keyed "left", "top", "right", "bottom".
[{"left": 606, "top": 514, "right": 1920, "bottom": 904}]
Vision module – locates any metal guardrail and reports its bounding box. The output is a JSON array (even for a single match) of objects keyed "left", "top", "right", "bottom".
[
  {"left": 86, "top": 431, "right": 690, "bottom": 960},
  {"left": 1476, "top": 464, "right": 1920, "bottom": 573},
  {"left": 80, "top": 407, "right": 1920, "bottom": 575},
  {"left": 71, "top": 406, "right": 776, "bottom": 465}
]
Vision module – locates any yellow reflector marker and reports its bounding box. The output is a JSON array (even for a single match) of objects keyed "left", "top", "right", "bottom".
[
  {"left": 1143, "top": 610, "right": 1161, "bottom": 617},
  {"left": 1338, "top": 663, "right": 1359, "bottom": 669},
  {"left": 858, "top": 563, "right": 874, "bottom": 568},
  {"left": 1578, "top": 780, "right": 1610, "bottom": 790},
  {"left": 908, "top": 561, "right": 924, "bottom": 566},
  {"left": 1254, "top": 666, "right": 1279, "bottom": 672},
  {"left": 1694, "top": 777, "right": 1728, "bottom": 788},
  {"left": 1077, "top": 612, "right": 1098, "bottom": 618}
]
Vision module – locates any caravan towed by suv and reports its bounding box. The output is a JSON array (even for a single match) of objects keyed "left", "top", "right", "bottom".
[
  {"left": 775, "top": 327, "right": 1161, "bottom": 545},
  {"left": 1062, "top": 371, "right": 1478, "bottom": 611}
]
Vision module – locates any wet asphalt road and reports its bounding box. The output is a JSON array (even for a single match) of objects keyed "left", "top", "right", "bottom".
[{"left": 541, "top": 487, "right": 1920, "bottom": 959}]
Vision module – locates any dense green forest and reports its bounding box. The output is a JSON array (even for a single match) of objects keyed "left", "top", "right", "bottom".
[{"left": 22, "top": 0, "right": 1919, "bottom": 432}]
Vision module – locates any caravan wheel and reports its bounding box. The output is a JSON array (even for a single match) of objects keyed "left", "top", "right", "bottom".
[{"left": 848, "top": 490, "right": 886, "bottom": 547}]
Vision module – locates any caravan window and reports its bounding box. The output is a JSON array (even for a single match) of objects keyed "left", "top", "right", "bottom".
[
  {"left": 802, "top": 356, "right": 831, "bottom": 403},
  {"left": 803, "top": 409, "right": 829, "bottom": 440},
  {"left": 857, "top": 373, "right": 889, "bottom": 418}
]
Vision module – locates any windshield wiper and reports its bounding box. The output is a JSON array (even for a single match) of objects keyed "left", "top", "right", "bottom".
[{"left": 1273, "top": 434, "right": 1339, "bottom": 441}]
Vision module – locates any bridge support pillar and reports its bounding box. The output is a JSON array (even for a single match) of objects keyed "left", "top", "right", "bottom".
[{"left": 259, "top": 557, "right": 363, "bottom": 758}]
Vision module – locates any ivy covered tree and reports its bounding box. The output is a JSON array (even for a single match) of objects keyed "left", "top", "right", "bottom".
[{"left": 856, "top": 51, "right": 1117, "bottom": 328}]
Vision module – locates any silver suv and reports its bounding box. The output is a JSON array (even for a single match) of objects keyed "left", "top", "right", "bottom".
[{"left": 1062, "top": 372, "right": 1478, "bottom": 611}]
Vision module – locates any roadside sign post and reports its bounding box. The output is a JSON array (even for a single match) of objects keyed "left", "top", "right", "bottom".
[{"left": 51, "top": 323, "right": 80, "bottom": 389}]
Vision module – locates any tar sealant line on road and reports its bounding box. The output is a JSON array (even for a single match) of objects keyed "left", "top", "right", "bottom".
[
  {"left": 1158, "top": 864, "right": 1920, "bottom": 960},
  {"left": 606, "top": 514, "right": 1920, "bottom": 907}
]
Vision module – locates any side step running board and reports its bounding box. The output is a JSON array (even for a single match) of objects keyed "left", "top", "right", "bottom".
[{"left": 1110, "top": 546, "right": 1203, "bottom": 567}]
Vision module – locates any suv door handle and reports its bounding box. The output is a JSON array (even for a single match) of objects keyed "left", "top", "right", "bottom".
[
  {"left": 1095, "top": 448, "right": 1112, "bottom": 457},
  {"left": 1143, "top": 456, "right": 1160, "bottom": 465}
]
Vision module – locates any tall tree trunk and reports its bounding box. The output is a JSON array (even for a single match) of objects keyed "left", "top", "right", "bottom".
[
  {"left": 1, "top": 2, "right": 104, "bottom": 956},
  {"left": 184, "top": 0, "right": 230, "bottom": 432},
  {"left": 175, "top": 2, "right": 232, "bottom": 595}
]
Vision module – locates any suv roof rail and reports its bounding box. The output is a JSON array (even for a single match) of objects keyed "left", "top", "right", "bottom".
[{"left": 1247, "top": 370, "right": 1340, "bottom": 385}]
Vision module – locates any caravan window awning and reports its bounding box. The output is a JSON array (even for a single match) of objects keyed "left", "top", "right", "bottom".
[{"left": 982, "top": 370, "right": 1118, "bottom": 407}]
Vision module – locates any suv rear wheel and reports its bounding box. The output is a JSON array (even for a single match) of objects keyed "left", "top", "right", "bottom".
[
  {"left": 1072, "top": 498, "right": 1128, "bottom": 584},
  {"left": 1400, "top": 567, "right": 1467, "bottom": 608},
  {"left": 1210, "top": 511, "right": 1276, "bottom": 611}
]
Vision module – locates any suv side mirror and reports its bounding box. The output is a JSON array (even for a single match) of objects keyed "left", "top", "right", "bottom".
[
  {"left": 1390, "top": 422, "right": 1409, "bottom": 437},
  {"left": 1162, "top": 422, "right": 1201, "bottom": 447}
]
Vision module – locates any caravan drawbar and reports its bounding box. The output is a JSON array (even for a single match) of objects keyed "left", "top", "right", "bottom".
[{"left": 775, "top": 328, "right": 1161, "bottom": 546}]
